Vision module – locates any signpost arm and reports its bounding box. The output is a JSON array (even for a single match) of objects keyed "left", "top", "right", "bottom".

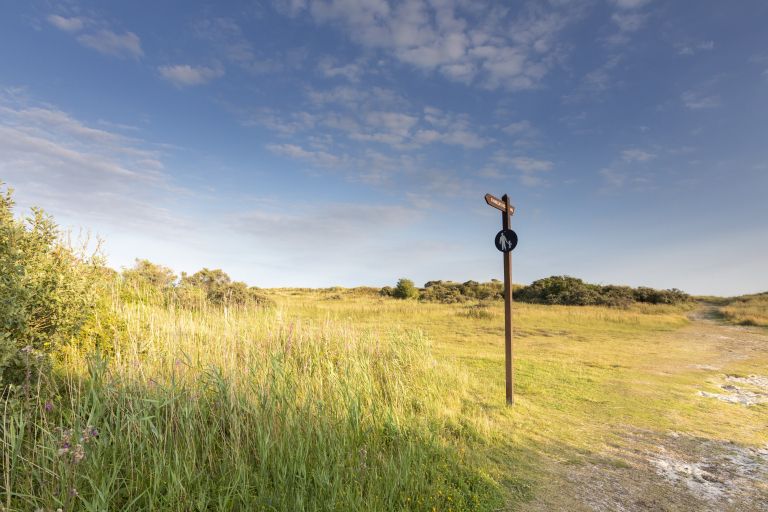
[{"left": 502, "top": 194, "right": 514, "bottom": 405}]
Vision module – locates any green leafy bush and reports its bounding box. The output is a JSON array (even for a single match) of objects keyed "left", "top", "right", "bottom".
[
  {"left": 180, "top": 268, "right": 273, "bottom": 308},
  {"left": 392, "top": 278, "right": 419, "bottom": 299},
  {"left": 515, "top": 276, "right": 690, "bottom": 307},
  {"left": 0, "top": 186, "right": 102, "bottom": 386},
  {"left": 420, "top": 280, "right": 504, "bottom": 304}
]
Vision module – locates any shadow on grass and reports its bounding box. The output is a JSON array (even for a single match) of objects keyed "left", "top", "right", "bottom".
[{"left": 2, "top": 358, "right": 525, "bottom": 512}]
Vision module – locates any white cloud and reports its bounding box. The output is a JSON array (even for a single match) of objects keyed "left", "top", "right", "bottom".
[
  {"left": 194, "top": 18, "right": 297, "bottom": 75},
  {"left": 503, "top": 120, "right": 533, "bottom": 136},
  {"left": 258, "top": 86, "right": 490, "bottom": 151},
  {"left": 485, "top": 152, "right": 552, "bottom": 187},
  {"left": 611, "top": 0, "right": 652, "bottom": 9},
  {"left": 77, "top": 30, "right": 143, "bottom": 60},
  {"left": 677, "top": 40, "right": 715, "bottom": 56},
  {"left": 47, "top": 14, "right": 85, "bottom": 32},
  {"left": 266, "top": 143, "right": 343, "bottom": 168},
  {"left": 622, "top": 149, "right": 655, "bottom": 162},
  {"left": 318, "top": 58, "right": 363, "bottom": 82},
  {"left": 681, "top": 90, "right": 721, "bottom": 109},
  {"left": 46, "top": 13, "right": 143, "bottom": 60},
  {"left": 511, "top": 156, "right": 553, "bottom": 173},
  {"left": 159, "top": 64, "right": 224, "bottom": 87},
  {"left": 0, "top": 94, "right": 182, "bottom": 233},
  {"left": 283, "top": 0, "right": 581, "bottom": 90},
  {"left": 611, "top": 12, "right": 647, "bottom": 33},
  {"left": 244, "top": 109, "right": 317, "bottom": 135}
]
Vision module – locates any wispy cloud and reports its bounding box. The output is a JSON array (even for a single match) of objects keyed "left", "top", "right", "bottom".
[
  {"left": 610, "top": 0, "right": 653, "bottom": 9},
  {"left": 318, "top": 57, "right": 364, "bottom": 82},
  {"left": 159, "top": 64, "right": 224, "bottom": 87},
  {"left": 47, "top": 14, "right": 85, "bottom": 32},
  {"left": 194, "top": 17, "right": 303, "bottom": 74},
  {"left": 677, "top": 40, "right": 714, "bottom": 56},
  {"left": 604, "top": 0, "right": 652, "bottom": 46},
  {"left": 283, "top": 0, "right": 583, "bottom": 90},
  {"left": 681, "top": 89, "right": 720, "bottom": 109},
  {"left": 484, "top": 152, "right": 553, "bottom": 187},
  {"left": 266, "top": 143, "right": 344, "bottom": 168},
  {"left": 252, "top": 84, "right": 491, "bottom": 158},
  {"left": 47, "top": 12, "right": 143, "bottom": 60},
  {"left": 563, "top": 55, "right": 622, "bottom": 103},
  {"left": 0, "top": 92, "right": 180, "bottom": 231},
  {"left": 76, "top": 30, "right": 143, "bottom": 59},
  {"left": 622, "top": 149, "right": 655, "bottom": 162}
]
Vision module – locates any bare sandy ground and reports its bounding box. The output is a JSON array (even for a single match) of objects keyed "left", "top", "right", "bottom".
[{"left": 516, "top": 309, "right": 768, "bottom": 511}]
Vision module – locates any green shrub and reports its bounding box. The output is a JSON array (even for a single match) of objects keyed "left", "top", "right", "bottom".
[
  {"left": 180, "top": 268, "right": 273, "bottom": 308},
  {"left": 120, "top": 259, "right": 176, "bottom": 305},
  {"left": 420, "top": 280, "right": 504, "bottom": 304},
  {"left": 0, "top": 185, "right": 102, "bottom": 386},
  {"left": 392, "top": 278, "right": 419, "bottom": 299},
  {"left": 515, "top": 276, "right": 690, "bottom": 307}
]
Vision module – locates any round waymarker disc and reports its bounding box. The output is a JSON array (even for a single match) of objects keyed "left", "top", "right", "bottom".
[{"left": 494, "top": 229, "right": 518, "bottom": 253}]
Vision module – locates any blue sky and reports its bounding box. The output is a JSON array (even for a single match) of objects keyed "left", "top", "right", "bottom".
[{"left": 1, "top": 0, "right": 767, "bottom": 295}]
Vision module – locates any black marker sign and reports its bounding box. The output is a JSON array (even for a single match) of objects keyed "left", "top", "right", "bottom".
[{"left": 494, "top": 229, "right": 518, "bottom": 253}]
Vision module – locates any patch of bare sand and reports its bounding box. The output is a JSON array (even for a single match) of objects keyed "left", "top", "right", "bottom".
[
  {"left": 517, "top": 430, "right": 768, "bottom": 512},
  {"left": 698, "top": 374, "right": 768, "bottom": 406},
  {"left": 514, "top": 309, "right": 767, "bottom": 511},
  {"left": 647, "top": 432, "right": 768, "bottom": 509}
]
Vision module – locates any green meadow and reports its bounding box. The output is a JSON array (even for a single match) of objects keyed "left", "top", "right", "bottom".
[{"left": 2, "top": 190, "right": 767, "bottom": 511}]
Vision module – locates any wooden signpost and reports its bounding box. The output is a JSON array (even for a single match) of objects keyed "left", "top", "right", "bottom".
[{"left": 485, "top": 193, "right": 517, "bottom": 405}]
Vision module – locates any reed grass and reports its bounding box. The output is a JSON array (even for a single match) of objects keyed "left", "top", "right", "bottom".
[{"left": 2, "top": 295, "right": 500, "bottom": 511}]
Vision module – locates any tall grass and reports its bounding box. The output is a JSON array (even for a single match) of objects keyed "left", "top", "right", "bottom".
[
  {"left": 719, "top": 292, "right": 768, "bottom": 327},
  {"left": 2, "top": 291, "right": 500, "bottom": 511}
]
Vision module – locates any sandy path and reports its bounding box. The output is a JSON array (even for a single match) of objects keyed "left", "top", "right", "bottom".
[{"left": 516, "top": 308, "right": 768, "bottom": 511}]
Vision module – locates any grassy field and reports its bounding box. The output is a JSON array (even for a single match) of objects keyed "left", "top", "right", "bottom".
[
  {"left": 3, "top": 286, "right": 768, "bottom": 511},
  {"left": 718, "top": 292, "right": 768, "bottom": 327}
]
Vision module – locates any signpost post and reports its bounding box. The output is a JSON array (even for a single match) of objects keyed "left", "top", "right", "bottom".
[{"left": 485, "top": 193, "right": 517, "bottom": 405}]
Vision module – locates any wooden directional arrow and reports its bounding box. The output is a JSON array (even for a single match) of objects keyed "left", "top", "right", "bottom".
[{"left": 485, "top": 193, "right": 516, "bottom": 215}]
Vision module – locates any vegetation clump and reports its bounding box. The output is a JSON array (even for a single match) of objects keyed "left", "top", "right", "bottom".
[
  {"left": 409, "top": 276, "right": 689, "bottom": 307},
  {"left": 515, "top": 276, "right": 690, "bottom": 307},
  {"left": 718, "top": 292, "right": 768, "bottom": 327},
  {"left": 0, "top": 186, "right": 102, "bottom": 386},
  {"left": 120, "top": 260, "right": 273, "bottom": 309},
  {"left": 391, "top": 278, "right": 420, "bottom": 299},
  {"left": 1, "top": 188, "right": 504, "bottom": 511},
  {"left": 420, "top": 280, "right": 504, "bottom": 304}
]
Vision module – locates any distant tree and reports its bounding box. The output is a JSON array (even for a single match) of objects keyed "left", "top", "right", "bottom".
[
  {"left": 181, "top": 268, "right": 231, "bottom": 291},
  {"left": 123, "top": 259, "right": 177, "bottom": 289},
  {"left": 180, "top": 268, "right": 272, "bottom": 308},
  {"left": 392, "top": 278, "right": 419, "bottom": 299}
]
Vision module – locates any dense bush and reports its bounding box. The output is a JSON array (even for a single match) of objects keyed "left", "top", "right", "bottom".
[
  {"left": 414, "top": 275, "right": 690, "bottom": 307},
  {"left": 119, "top": 262, "right": 274, "bottom": 310},
  {"left": 0, "top": 186, "right": 102, "bottom": 386},
  {"left": 179, "top": 268, "right": 273, "bottom": 308},
  {"left": 392, "top": 278, "right": 420, "bottom": 299},
  {"left": 515, "top": 276, "right": 690, "bottom": 307},
  {"left": 420, "top": 280, "right": 504, "bottom": 304}
]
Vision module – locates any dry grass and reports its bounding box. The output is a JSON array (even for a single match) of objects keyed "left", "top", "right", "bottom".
[
  {"left": 4, "top": 286, "right": 767, "bottom": 511},
  {"left": 719, "top": 292, "right": 768, "bottom": 327}
]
